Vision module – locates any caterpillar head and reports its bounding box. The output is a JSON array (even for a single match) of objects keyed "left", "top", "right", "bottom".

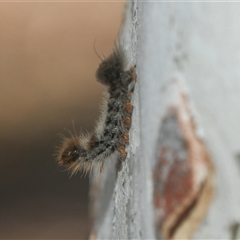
[{"left": 96, "top": 47, "right": 124, "bottom": 86}]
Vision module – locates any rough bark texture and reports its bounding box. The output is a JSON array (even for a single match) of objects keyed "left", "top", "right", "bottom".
[{"left": 90, "top": 2, "right": 240, "bottom": 239}]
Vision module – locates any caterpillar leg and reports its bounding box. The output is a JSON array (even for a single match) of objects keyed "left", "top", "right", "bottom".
[{"left": 118, "top": 146, "right": 127, "bottom": 161}]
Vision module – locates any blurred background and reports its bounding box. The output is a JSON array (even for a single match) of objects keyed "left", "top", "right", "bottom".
[{"left": 0, "top": 2, "right": 123, "bottom": 239}]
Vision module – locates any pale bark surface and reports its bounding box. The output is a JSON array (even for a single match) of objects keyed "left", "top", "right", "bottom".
[{"left": 90, "top": 2, "right": 240, "bottom": 239}]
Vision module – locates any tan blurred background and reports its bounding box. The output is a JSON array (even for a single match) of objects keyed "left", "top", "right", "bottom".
[{"left": 0, "top": 2, "right": 123, "bottom": 239}]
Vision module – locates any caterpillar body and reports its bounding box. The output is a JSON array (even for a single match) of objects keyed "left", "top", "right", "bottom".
[{"left": 57, "top": 44, "right": 136, "bottom": 175}]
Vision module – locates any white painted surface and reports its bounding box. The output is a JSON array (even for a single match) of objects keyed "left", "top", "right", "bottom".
[{"left": 95, "top": 2, "right": 240, "bottom": 239}]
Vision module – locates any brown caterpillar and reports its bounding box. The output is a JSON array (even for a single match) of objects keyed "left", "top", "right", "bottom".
[{"left": 56, "top": 44, "right": 136, "bottom": 175}]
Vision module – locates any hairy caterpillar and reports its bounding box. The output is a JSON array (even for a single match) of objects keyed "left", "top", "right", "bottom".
[{"left": 56, "top": 44, "right": 136, "bottom": 175}]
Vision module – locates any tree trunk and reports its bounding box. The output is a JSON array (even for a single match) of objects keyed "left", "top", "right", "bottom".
[{"left": 90, "top": 1, "right": 240, "bottom": 239}]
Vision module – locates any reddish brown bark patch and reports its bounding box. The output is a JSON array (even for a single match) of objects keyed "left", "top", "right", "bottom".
[{"left": 153, "top": 92, "right": 214, "bottom": 239}]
